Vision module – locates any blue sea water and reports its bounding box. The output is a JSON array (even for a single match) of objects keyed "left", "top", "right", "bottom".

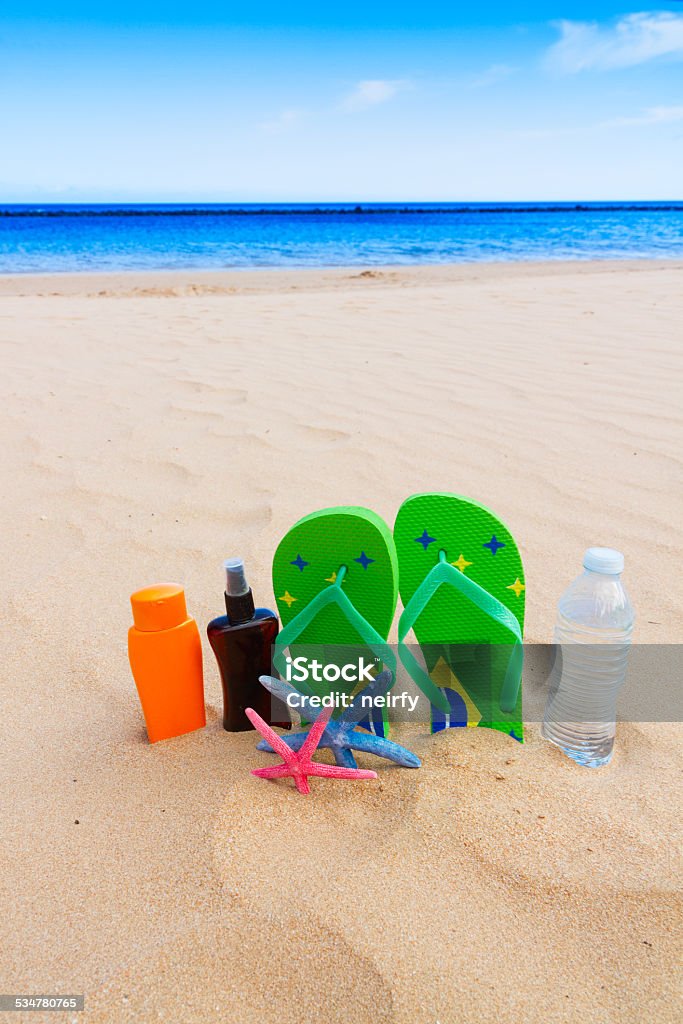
[{"left": 1, "top": 202, "right": 682, "bottom": 273}]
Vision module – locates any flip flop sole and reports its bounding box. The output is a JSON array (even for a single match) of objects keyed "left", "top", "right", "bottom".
[
  {"left": 394, "top": 493, "right": 525, "bottom": 644},
  {"left": 273, "top": 506, "right": 398, "bottom": 650},
  {"left": 395, "top": 493, "right": 525, "bottom": 735}
]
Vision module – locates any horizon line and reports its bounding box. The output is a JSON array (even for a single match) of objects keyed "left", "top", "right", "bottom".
[{"left": 2, "top": 199, "right": 682, "bottom": 213}]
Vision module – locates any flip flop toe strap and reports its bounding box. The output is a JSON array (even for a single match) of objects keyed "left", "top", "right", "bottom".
[
  {"left": 398, "top": 554, "right": 523, "bottom": 714},
  {"left": 273, "top": 570, "right": 396, "bottom": 681}
]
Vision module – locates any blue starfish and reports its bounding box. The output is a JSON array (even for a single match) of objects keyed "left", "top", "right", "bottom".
[{"left": 256, "top": 670, "right": 421, "bottom": 769}]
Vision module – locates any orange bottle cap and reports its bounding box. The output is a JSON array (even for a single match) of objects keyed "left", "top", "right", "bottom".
[{"left": 130, "top": 584, "right": 188, "bottom": 632}]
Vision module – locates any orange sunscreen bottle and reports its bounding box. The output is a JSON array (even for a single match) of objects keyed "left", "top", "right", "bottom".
[{"left": 128, "top": 584, "right": 205, "bottom": 742}]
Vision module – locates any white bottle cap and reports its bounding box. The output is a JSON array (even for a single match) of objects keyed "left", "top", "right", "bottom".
[{"left": 583, "top": 547, "right": 624, "bottom": 575}]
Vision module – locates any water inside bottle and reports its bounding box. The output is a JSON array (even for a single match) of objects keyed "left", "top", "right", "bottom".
[{"left": 542, "top": 554, "right": 634, "bottom": 768}]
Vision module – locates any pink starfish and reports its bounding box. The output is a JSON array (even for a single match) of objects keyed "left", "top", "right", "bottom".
[{"left": 246, "top": 704, "right": 377, "bottom": 795}]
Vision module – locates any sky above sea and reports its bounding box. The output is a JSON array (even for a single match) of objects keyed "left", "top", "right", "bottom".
[{"left": 1, "top": 4, "right": 682, "bottom": 203}]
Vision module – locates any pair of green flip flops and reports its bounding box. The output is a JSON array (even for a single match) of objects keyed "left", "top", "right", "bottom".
[{"left": 272, "top": 494, "right": 525, "bottom": 740}]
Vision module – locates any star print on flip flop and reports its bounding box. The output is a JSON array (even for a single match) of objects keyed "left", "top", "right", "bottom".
[
  {"left": 507, "top": 578, "right": 525, "bottom": 598},
  {"left": 278, "top": 591, "right": 297, "bottom": 608},
  {"left": 451, "top": 554, "right": 472, "bottom": 573},
  {"left": 415, "top": 529, "right": 436, "bottom": 550},
  {"left": 290, "top": 554, "right": 309, "bottom": 572},
  {"left": 483, "top": 534, "right": 505, "bottom": 556},
  {"left": 354, "top": 551, "right": 375, "bottom": 570}
]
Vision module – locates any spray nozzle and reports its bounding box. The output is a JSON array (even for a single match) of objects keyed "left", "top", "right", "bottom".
[{"left": 224, "top": 557, "right": 249, "bottom": 597}]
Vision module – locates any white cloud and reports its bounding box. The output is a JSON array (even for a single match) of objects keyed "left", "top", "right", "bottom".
[
  {"left": 339, "top": 79, "right": 409, "bottom": 112},
  {"left": 259, "top": 108, "right": 306, "bottom": 134},
  {"left": 469, "top": 63, "right": 516, "bottom": 89},
  {"left": 545, "top": 12, "right": 683, "bottom": 73},
  {"left": 604, "top": 104, "right": 683, "bottom": 126}
]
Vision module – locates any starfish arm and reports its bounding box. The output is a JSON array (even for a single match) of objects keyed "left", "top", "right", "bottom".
[
  {"left": 245, "top": 708, "right": 297, "bottom": 765},
  {"left": 294, "top": 774, "right": 311, "bottom": 795},
  {"left": 258, "top": 674, "right": 305, "bottom": 718},
  {"left": 331, "top": 745, "right": 359, "bottom": 769},
  {"left": 257, "top": 720, "right": 342, "bottom": 754},
  {"left": 347, "top": 730, "right": 421, "bottom": 768},
  {"left": 306, "top": 762, "right": 377, "bottom": 781},
  {"left": 343, "top": 670, "right": 394, "bottom": 727},
  {"left": 251, "top": 763, "right": 291, "bottom": 779},
  {"left": 299, "top": 705, "right": 335, "bottom": 761},
  {"left": 257, "top": 730, "right": 309, "bottom": 754}
]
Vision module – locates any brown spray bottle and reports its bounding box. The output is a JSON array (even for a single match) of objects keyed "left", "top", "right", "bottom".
[{"left": 207, "top": 558, "right": 290, "bottom": 732}]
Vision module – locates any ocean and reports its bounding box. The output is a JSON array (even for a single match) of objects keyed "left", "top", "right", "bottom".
[{"left": 1, "top": 202, "right": 682, "bottom": 273}]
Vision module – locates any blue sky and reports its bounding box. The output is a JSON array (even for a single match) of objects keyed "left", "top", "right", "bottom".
[{"left": 1, "top": 3, "right": 682, "bottom": 200}]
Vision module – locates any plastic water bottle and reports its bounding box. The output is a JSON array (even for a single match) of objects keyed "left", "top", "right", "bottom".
[{"left": 542, "top": 548, "right": 634, "bottom": 767}]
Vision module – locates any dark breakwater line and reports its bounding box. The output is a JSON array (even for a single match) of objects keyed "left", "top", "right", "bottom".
[{"left": 2, "top": 203, "right": 683, "bottom": 218}]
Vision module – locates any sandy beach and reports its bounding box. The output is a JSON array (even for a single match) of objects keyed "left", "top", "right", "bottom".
[{"left": 1, "top": 259, "right": 681, "bottom": 1023}]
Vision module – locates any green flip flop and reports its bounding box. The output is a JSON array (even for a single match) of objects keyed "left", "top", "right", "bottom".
[
  {"left": 272, "top": 507, "right": 398, "bottom": 728},
  {"left": 394, "top": 493, "right": 525, "bottom": 738}
]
